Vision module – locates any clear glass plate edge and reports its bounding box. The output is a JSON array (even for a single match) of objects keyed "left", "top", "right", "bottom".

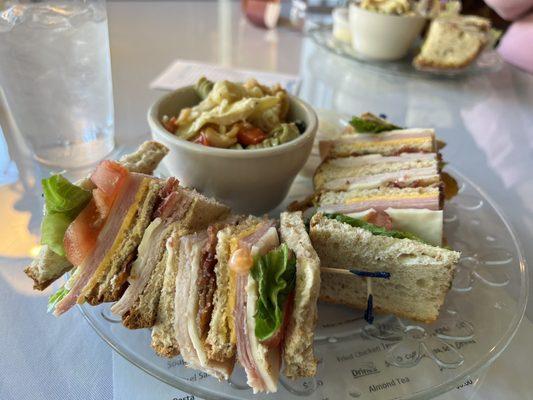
[{"left": 306, "top": 25, "right": 504, "bottom": 79}]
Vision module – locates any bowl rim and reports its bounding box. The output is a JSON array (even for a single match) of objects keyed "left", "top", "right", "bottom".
[
  {"left": 147, "top": 86, "right": 318, "bottom": 160},
  {"left": 348, "top": 2, "right": 427, "bottom": 20}
]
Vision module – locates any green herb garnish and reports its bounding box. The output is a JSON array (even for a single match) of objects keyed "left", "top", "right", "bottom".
[{"left": 349, "top": 113, "right": 401, "bottom": 133}]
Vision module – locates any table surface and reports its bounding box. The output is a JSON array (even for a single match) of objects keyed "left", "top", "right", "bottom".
[{"left": 0, "top": 1, "right": 532, "bottom": 400}]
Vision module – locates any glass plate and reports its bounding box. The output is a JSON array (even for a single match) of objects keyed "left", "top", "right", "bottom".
[
  {"left": 307, "top": 25, "right": 504, "bottom": 78},
  {"left": 79, "top": 115, "right": 527, "bottom": 400}
]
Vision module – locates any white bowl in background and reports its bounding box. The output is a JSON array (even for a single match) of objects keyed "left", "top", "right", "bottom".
[
  {"left": 348, "top": 4, "right": 426, "bottom": 61},
  {"left": 332, "top": 7, "right": 351, "bottom": 44},
  {"left": 148, "top": 86, "right": 317, "bottom": 214}
]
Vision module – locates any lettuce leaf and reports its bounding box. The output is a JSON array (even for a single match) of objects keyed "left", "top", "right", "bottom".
[
  {"left": 40, "top": 175, "right": 92, "bottom": 256},
  {"left": 349, "top": 113, "right": 401, "bottom": 133},
  {"left": 325, "top": 213, "right": 428, "bottom": 244},
  {"left": 250, "top": 243, "right": 296, "bottom": 341},
  {"left": 47, "top": 286, "right": 69, "bottom": 313}
]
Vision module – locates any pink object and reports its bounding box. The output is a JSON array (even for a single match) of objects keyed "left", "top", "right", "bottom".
[
  {"left": 498, "top": 13, "right": 533, "bottom": 73},
  {"left": 485, "top": 0, "right": 533, "bottom": 73},
  {"left": 484, "top": 0, "right": 533, "bottom": 21}
]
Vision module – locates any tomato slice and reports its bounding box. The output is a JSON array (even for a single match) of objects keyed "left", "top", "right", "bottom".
[
  {"left": 90, "top": 160, "right": 128, "bottom": 197},
  {"left": 63, "top": 199, "right": 102, "bottom": 265},
  {"left": 92, "top": 188, "right": 112, "bottom": 221},
  {"left": 237, "top": 127, "right": 267, "bottom": 146}
]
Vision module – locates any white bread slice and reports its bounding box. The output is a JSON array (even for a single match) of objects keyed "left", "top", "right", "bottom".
[
  {"left": 25, "top": 141, "right": 169, "bottom": 291},
  {"left": 414, "top": 15, "right": 491, "bottom": 70},
  {"left": 314, "top": 153, "right": 438, "bottom": 190},
  {"left": 310, "top": 213, "right": 459, "bottom": 323},
  {"left": 151, "top": 224, "right": 190, "bottom": 357},
  {"left": 280, "top": 212, "right": 321, "bottom": 379}
]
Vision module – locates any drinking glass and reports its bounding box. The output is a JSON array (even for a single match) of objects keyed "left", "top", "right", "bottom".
[{"left": 0, "top": 0, "right": 115, "bottom": 168}]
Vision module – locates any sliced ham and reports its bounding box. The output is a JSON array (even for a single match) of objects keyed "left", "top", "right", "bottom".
[
  {"left": 323, "top": 167, "right": 439, "bottom": 191},
  {"left": 197, "top": 225, "right": 222, "bottom": 339},
  {"left": 319, "top": 193, "right": 440, "bottom": 214},
  {"left": 365, "top": 210, "right": 393, "bottom": 230},
  {"left": 239, "top": 220, "right": 276, "bottom": 250},
  {"left": 54, "top": 173, "right": 147, "bottom": 316},
  {"left": 235, "top": 274, "right": 266, "bottom": 392}
]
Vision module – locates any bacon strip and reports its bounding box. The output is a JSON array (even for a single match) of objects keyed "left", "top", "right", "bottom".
[
  {"left": 323, "top": 167, "right": 439, "bottom": 191},
  {"left": 54, "top": 173, "right": 146, "bottom": 316},
  {"left": 196, "top": 225, "right": 222, "bottom": 339},
  {"left": 319, "top": 194, "right": 440, "bottom": 214}
]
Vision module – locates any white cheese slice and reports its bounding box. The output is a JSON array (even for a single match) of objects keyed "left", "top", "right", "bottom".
[{"left": 346, "top": 208, "right": 443, "bottom": 246}]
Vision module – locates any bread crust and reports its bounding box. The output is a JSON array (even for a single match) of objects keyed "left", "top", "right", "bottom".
[{"left": 280, "top": 211, "right": 321, "bottom": 379}]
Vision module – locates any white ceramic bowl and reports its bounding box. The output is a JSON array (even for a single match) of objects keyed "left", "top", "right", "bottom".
[
  {"left": 148, "top": 86, "right": 317, "bottom": 214},
  {"left": 348, "top": 4, "right": 426, "bottom": 61}
]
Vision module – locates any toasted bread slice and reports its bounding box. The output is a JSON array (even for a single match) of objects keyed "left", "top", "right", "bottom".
[
  {"left": 414, "top": 15, "right": 491, "bottom": 70},
  {"left": 280, "top": 212, "right": 321, "bottom": 379},
  {"left": 310, "top": 213, "right": 459, "bottom": 323}
]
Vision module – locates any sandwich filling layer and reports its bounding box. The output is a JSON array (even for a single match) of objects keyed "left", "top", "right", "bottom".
[
  {"left": 322, "top": 167, "right": 439, "bottom": 191},
  {"left": 318, "top": 187, "right": 441, "bottom": 214}
]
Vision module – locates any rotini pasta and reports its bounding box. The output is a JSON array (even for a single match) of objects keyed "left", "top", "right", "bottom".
[{"left": 162, "top": 77, "right": 305, "bottom": 150}]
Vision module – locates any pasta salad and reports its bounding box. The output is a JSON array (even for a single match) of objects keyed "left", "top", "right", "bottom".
[{"left": 161, "top": 77, "right": 306, "bottom": 150}]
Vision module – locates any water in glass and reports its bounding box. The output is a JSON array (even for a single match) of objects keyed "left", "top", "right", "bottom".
[{"left": 0, "top": 1, "right": 115, "bottom": 168}]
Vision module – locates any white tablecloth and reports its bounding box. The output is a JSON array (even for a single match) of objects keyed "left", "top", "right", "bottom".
[{"left": 0, "top": 258, "right": 112, "bottom": 400}]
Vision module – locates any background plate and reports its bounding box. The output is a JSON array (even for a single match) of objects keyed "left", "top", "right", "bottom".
[
  {"left": 79, "top": 114, "right": 527, "bottom": 400},
  {"left": 307, "top": 25, "right": 504, "bottom": 79}
]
